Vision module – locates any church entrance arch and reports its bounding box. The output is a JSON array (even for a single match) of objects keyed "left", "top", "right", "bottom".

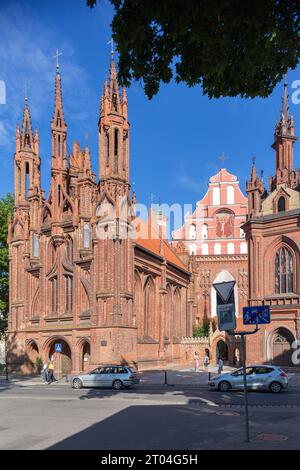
[
  {"left": 216, "top": 340, "right": 228, "bottom": 362},
  {"left": 26, "top": 341, "right": 39, "bottom": 370},
  {"left": 48, "top": 338, "right": 72, "bottom": 377},
  {"left": 81, "top": 341, "right": 91, "bottom": 372},
  {"left": 270, "top": 328, "right": 295, "bottom": 366}
]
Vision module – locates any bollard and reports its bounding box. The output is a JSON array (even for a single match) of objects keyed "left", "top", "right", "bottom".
[
  {"left": 208, "top": 372, "right": 211, "bottom": 381},
  {"left": 164, "top": 370, "right": 168, "bottom": 385}
]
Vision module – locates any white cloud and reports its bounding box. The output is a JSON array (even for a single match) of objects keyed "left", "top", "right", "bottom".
[{"left": 0, "top": 2, "right": 95, "bottom": 158}]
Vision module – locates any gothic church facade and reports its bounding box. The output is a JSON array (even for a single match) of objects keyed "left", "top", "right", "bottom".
[{"left": 7, "top": 61, "right": 192, "bottom": 374}]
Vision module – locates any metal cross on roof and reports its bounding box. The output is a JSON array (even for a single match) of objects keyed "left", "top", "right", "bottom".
[
  {"left": 24, "top": 81, "right": 29, "bottom": 102},
  {"left": 218, "top": 152, "right": 228, "bottom": 165},
  {"left": 53, "top": 49, "right": 62, "bottom": 69},
  {"left": 149, "top": 193, "right": 156, "bottom": 205}
]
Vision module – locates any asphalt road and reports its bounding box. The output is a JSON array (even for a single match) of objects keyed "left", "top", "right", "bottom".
[{"left": 1, "top": 374, "right": 300, "bottom": 450}]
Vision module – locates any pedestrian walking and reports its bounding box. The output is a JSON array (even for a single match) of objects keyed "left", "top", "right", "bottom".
[
  {"left": 42, "top": 361, "right": 49, "bottom": 384},
  {"left": 218, "top": 357, "right": 224, "bottom": 375},
  {"left": 47, "top": 361, "right": 55, "bottom": 384},
  {"left": 193, "top": 351, "right": 200, "bottom": 372},
  {"left": 204, "top": 353, "right": 210, "bottom": 369}
]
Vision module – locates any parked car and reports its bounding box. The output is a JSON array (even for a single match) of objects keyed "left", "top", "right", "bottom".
[
  {"left": 209, "top": 365, "right": 288, "bottom": 393},
  {"left": 71, "top": 365, "right": 140, "bottom": 390}
]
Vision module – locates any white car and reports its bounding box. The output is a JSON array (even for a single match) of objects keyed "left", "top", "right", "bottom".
[{"left": 209, "top": 365, "right": 289, "bottom": 393}]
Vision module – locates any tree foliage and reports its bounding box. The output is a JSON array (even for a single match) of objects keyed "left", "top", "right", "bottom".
[
  {"left": 87, "top": 0, "right": 300, "bottom": 99},
  {"left": 0, "top": 193, "right": 14, "bottom": 330},
  {"left": 193, "top": 319, "right": 210, "bottom": 338}
]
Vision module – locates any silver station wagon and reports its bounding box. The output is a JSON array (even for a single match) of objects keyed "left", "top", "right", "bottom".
[
  {"left": 71, "top": 365, "right": 140, "bottom": 390},
  {"left": 209, "top": 365, "right": 289, "bottom": 393}
]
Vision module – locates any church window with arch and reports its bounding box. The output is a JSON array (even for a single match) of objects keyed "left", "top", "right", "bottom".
[
  {"left": 33, "top": 234, "right": 39, "bottom": 257},
  {"left": 278, "top": 196, "right": 286, "bottom": 213},
  {"left": 83, "top": 223, "right": 90, "bottom": 248},
  {"left": 275, "top": 247, "right": 294, "bottom": 294},
  {"left": 189, "top": 224, "right": 196, "bottom": 240}
]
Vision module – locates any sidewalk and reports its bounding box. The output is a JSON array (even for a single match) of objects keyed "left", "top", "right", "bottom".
[{"left": 2, "top": 367, "right": 300, "bottom": 388}]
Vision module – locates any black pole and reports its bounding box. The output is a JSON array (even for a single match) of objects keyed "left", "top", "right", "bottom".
[
  {"left": 241, "top": 334, "right": 250, "bottom": 443},
  {"left": 164, "top": 370, "right": 167, "bottom": 385}
]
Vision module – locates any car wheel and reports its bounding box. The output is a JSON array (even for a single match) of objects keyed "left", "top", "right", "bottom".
[
  {"left": 72, "top": 378, "right": 83, "bottom": 389},
  {"left": 113, "top": 379, "right": 123, "bottom": 390},
  {"left": 269, "top": 381, "right": 282, "bottom": 393},
  {"left": 218, "top": 380, "right": 231, "bottom": 392}
]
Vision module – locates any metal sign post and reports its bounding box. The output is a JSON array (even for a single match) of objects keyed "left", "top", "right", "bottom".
[
  {"left": 211, "top": 285, "right": 266, "bottom": 443},
  {"left": 228, "top": 325, "right": 258, "bottom": 443}
]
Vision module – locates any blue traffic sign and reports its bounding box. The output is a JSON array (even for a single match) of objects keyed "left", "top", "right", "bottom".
[
  {"left": 243, "top": 306, "right": 270, "bottom": 325},
  {"left": 55, "top": 343, "right": 62, "bottom": 353}
]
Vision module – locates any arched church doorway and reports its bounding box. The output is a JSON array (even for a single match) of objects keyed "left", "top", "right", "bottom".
[
  {"left": 26, "top": 341, "right": 39, "bottom": 369},
  {"left": 271, "top": 328, "right": 295, "bottom": 366},
  {"left": 82, "top": 341, "right": 91, "bottom": 372},
  {"left": 216, "top": 340, "right": 228, "bottom": 362},
  {"left": 49, "top": 339, "right": 72, "bottom": 376}
]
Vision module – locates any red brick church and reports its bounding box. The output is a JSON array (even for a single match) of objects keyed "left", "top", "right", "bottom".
[{"left": 7, "top": 60, "right": 192, "bottom": 374}]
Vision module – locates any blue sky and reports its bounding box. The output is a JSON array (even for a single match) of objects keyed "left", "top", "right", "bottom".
[{"left": 1, "top": 0, "right": 300, "bottom": 225}]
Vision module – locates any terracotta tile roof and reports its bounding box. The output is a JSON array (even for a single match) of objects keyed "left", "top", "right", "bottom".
[{"left": 133, "top": 217, "right": 189, "bottom": 273}]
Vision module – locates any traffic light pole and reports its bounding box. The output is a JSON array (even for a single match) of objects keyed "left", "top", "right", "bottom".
[{"left": 228, "top": 324, "right": 259, "bottom": 443}]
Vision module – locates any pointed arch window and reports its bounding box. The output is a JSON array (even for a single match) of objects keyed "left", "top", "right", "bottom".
[
  {"left": 83, "top": 223, "right": 90, "bottom": 248},
  {"left": 33, "top": 234, "right": 39, "bottom": 257},
  {"left": 66, "top": 237, "right": 73, "bottom": 263},
  {"left": 25, "top": 162, "right": 30, "bottom": 198},
  {"left": 114, "top": 128, "right": 119, "bottom": 173},
  {"left": 278, "top": 196, "right": 286, "bottom": 212},
  {"left": 65, "top": 275, "right": 74, "bottom": 312},
  {"left": 106, "top": 132, "right": 110, "bottom": 165},
  {"left": 51, "top": 277, "right": 58, "bottom": 313},
  {"left": 275, "top": 247, "right": 294, "bottom": 294}
]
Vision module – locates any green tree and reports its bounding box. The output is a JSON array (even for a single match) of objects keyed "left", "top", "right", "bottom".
[
  {"left": 87, "top": 0, "right": 300, "bottom": 99},
  {"left": 0, "top": 193, "right": 14, "bottom": 332},
  {"left": 193, "top": 319, "right": 210, "bottom": 338}
]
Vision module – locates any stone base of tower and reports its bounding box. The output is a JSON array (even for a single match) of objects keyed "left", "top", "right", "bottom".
[{"left": 90, "top": 327, "right": 138, "bottom": 369}]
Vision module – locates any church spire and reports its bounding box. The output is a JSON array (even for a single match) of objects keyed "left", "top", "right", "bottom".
[
  {"left": 271, "top": 78, "right": 297, "bottom": 189},
  {"left": 98, "top": 58, "right": 130, "bottom": 182},
  {"left": 246, "top": 157, "right": 264, "bottom": 217},
  {"left": 14, "top": 97, "right": 41, "bottom": 205},
  {"left": 109, "top": 59, "right": 121, "bottom": 113},
  {"left": 20, "top": 97, "right": 34, "bottom": 151},
  {"left": 51, "top": 64, "right": 67, "bottom": 171}
]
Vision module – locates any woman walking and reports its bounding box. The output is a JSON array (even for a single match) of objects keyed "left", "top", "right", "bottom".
[{"left": 47, "top": 361, "right": 55, "bottom": 384}]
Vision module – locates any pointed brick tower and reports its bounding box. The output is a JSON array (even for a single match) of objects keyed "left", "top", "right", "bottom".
[
  {"left": 246, "top": 158, "right": 265, "bottom": 217},
  {"left": 50, "top": 63, "right": 68, "bottom": 224},
  {"left": 14, "top": 97, "right": 41, "bottom": 206},
  {"left": 94, "top": 58, "right": 136, "bottom": 365},
  {"left": 270, "top": 79, "right": 298, "bottom": 190}
]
